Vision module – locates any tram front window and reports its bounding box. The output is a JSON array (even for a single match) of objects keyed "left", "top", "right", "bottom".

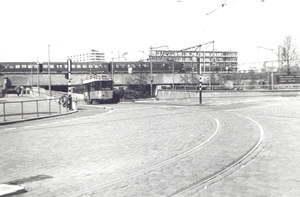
[{"left": 100, "top": 81, "right": 113, "bottom": 90}]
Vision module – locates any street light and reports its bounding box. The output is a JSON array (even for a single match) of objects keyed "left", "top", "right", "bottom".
[
  {"left": 111, "top": 52, "right": 127, "bottom": 80},
  {"left": 278, "top": 45, "right": 285, "bottom": 71},
  {"left": 149, "top": 45, "right": 169, "bottom": 97},
  {"left": 47, "top": 44, "right": 60, "bottom": 96},
  {"left": 48, "top": 44, "right": 52, "bottom": 96},
  {"left": 257, "top": 46, "right": 274, "bottom": 90},
  {"left": 36, "top": 57, "right": 40, "bottom": 96},
  {"left": 198, "top": 40, "right": 214, "bottom": 103}
]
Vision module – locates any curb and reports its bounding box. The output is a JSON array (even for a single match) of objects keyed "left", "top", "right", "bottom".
[
  {"left": 0, "top": 110, "right": 78, "bottom": 125},
  {"left": 0, "top": 184, "right": 26, "bottom": 197}
]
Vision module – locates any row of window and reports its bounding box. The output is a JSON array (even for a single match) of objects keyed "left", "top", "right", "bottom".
[
  {"left": 184, "top": 63, "right": 238, "bottom": 67},
  {"left": 70, "top": 53, "right": 103, "bottom": 57},
  {"left": 153, "top": 51, "right": 237, "bottom": 57},
  {"left": 3, "top": 64, "right": 108, "bottom": 69},
  {"left": 3, "top": 62, "right": 237, "bottom": 70},
  {"left": 3, "top": 63, "right": 177, "bottom": 70},
  {"left": 150, "top": 57, "right": 238, "bottom": 62},
  {"left": 85, "top": 81, "right": 113, "bottom": 91}
]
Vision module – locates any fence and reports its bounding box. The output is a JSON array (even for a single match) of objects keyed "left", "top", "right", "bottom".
[
  {"left": 162, "top": 84, "right": 300, "bottom": 91},
  {"left": 157, "top": 89, "right": 300, "bottom": 101},
  {"left": 0, "top": 97, "right": 72, "bottom": 123}
]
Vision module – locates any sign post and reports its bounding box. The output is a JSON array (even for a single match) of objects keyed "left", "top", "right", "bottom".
[
  {"left": 198, "top": 45, "right": 202, "bottom": 104},
  {"left": 67, "top": 59, "right": 72, "bottom": 110}
]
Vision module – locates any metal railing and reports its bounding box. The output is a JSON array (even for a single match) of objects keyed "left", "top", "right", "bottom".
[
  {"left": 163, "top": 84, "right": 300, "bottom": 91},
  {"left": 0, "top": 97, "right": 70, "bottom": 122}
]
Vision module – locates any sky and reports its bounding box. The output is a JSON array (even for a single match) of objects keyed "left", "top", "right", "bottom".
[{"left": 0, "top": 0, "right": 299, "bottom": 68}]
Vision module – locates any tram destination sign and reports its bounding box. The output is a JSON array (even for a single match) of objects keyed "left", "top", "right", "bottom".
[{"left": 278, "top": 75, "right": 300, "bottom": 83}]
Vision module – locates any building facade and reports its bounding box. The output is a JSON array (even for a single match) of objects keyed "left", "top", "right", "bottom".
[
  {"left": 149, "top": 49, "right": 238, "bottom": 72},
  {"left": 68, "top": 49, "right": 105, "bottom": 62}
]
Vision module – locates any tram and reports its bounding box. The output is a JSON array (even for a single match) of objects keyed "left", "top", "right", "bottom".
[{"left": 83, "top": 75, "right": 114, "bottom": 104}]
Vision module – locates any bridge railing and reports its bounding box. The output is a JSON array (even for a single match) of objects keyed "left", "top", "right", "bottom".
[{"left": 0, "top": 97, "right": 72, "bottom": 123}]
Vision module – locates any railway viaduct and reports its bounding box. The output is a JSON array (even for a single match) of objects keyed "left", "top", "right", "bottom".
[{"left": 1, "top": 73, "right": 207, "bottom": 93}]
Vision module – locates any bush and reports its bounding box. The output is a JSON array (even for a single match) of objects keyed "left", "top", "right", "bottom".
[{"left": 113, "top": 89, "right": 143, "bottom": 100}]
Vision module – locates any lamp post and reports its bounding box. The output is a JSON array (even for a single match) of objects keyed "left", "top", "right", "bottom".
[
  {"left": 257, "top": 46, "right": 274, "bottom": 90},
  {"left": 198, "top": 45, "right": 202, "bottom": 104},
  {"left": 31, "top": 64, "right": 33, "bottom": 93},
  {"left": 48, "top": 45, "right": 52, "bottom": 96},
  {"left": 37, "top": 57, "right": 40, "bottom": 96},
  {"left": 149, "top": 45, "right": 169, "bottom": 97},
  {"left": 172, "top": 60, "right": 175, "bottom": 90},
  {"left": 278, "top": 45, "right": 285, "bottom": 72},
  {"left": 111, "top": 52, "right": 127, "bottom": 80},
  {"left": 211, "top": 40, "right": 214, "bottom": 91},
  {"left": 47, "top": 44, "right": 60, "bottom": 96},
  {"left": 37, "top": 62, "right": 40, "bottom": 96}
]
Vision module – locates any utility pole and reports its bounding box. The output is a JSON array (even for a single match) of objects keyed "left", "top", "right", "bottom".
[
  {"left": 31, "top": 64, "right": 33, "bottom": 94},
  {"left": 212, "top": 41, "right": 215, "bottom": 91},
  {"left": 67, "top": 59, "right": 72, "bottom": 110},
  {"left": 111, "top": 57, "right": 114, "bottom": 81},
  {"left": 198, "top": 45, "right": 202, "bottom": 104},
  {"left": 37, "top": 57, "right": 40, "bottom": 96},
  {"left": 149, "top": 45, "right": 169, "bottom": 97},
  {"left": 178, "top": 41, "right": 214, "bottom": 103},
  {"left": 257, "top": 46, "right": 274, "bottom": 90},
  {"left": 111, "top": 53, "right": 127, "bottom": 81},
  {"left": 48, "top": 45, "right": 52, "bottom": 96},
  {"left": 150, "top": 46, "right": 153, "bottom": 96}
]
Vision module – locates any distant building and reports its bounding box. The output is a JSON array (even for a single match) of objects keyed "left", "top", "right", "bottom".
[
  {"left": 149, "top": 49, "right": 238, "bottom": 72},
  {"left": 237, "top": 61, "right": 278, "bottom": 73},
  {"left": 68, "top": 49, "right": 105, "bottom": 62}
]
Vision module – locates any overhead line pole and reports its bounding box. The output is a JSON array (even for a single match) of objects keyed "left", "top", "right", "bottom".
[
  {"left": 48, "top": 45, "right": 51, "bottom": 96},
  {"left": 178, "top": 41, "right": 213, "bottom": 52},
  {"left": 199, "top": 45, "right": 202, "bottom": 104},
  {"left": 149, "top": 45, "right": 168, "bottom": 97},
  {"left": 257, "top": 46, "right": 274, "bottom": 90},
  {"left": 179, "top": 41, "right": 214, "bottom": 104},
  {"left": 211, "top": 41, "right": 214, "bottom": 91}
]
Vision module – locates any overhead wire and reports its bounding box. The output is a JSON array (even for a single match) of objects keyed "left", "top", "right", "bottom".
[{"left": 206, "top": 0, "right": 241, "bottom": 15}]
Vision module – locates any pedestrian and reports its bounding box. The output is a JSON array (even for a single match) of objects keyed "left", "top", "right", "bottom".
[
  {"left": 15, "top": 85, "right": 21, "bottom": 96},
  {"left": 20, "top": 85, "right": 24, "bottom": 96}
]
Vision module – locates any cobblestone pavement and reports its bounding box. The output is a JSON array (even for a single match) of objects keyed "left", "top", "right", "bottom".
[
  {"left": 185, "top": 97, "right": 300, "bottom": 197},
  {"left": 0, "top": 97, "right": 299, "bottom": 196}
]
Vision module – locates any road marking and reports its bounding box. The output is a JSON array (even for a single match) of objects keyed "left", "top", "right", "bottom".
[
  {"left": 38, "top": 124, "right": 48, "bottom": 126},
  {"left": 61, "top": 120, "right": 71, "bottom": 122},
  {"left": 23, "top": 126, "right": 35, "bottom": 128},
  {"left": 4, "top": 128, "right": 17, "bottom": 131}
]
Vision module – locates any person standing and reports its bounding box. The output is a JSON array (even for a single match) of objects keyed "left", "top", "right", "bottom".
[
  {"left": 15, "top": 85, "right": 21, "bottom": 96},
  {"left": 20, "top": 85, "right": 24, "bottom": 96}
]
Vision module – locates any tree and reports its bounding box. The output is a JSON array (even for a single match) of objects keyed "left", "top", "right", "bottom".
[
  {"left": 279, "top": 35, "right": 300, "bottom": 75},
  {"left": 125, "top": 61, "right": 150, "bottom": 98}
]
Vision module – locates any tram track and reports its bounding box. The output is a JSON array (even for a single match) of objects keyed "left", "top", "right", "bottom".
[
  {"left": 68, "top": 115, "right": 221, "bottom": 197},
  {"left": 73, "top": 110, "right": 265, "bottom": 197},
  {"left": 169, "top": 113, "right": 265, "bottom": 197},
  {"left": 2, "top": 104, "right": 266, "bottom": 196},
  {"left": 51, "top": 108, "right": 265, "bottom": 197}
]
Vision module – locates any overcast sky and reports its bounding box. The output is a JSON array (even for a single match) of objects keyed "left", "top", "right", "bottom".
[{"left": 0, "top": 0, "right": 299, "bottom": 67}]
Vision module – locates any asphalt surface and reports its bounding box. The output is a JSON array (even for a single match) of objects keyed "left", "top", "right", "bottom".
[{"left": 0, "top": 95, "right": 299, "bottom": 196}]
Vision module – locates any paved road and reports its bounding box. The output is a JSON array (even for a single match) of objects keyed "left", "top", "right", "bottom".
[
  {"left": 0, "top": 96, "right": 299, "bottom": 196},
  {"left": 192, "top": 97, "right": 300, "bottom": 197}
]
